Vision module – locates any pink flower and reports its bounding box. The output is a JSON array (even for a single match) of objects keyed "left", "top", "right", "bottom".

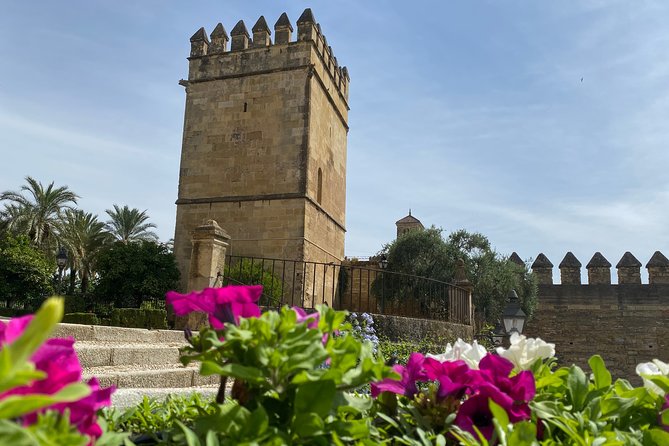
[
  {"left": 53, "top": 378, "right": 114, "bottom": 439},
  {"left": 423, "top": 358, "right": 475, "bottom": 400},
  {"left": 455, "top": 384, "right": 512, "bottom": 440},
  {"left": 166, "top": 285, "right": 263, "bottom": 329},
  {"left": 293, "top": 307, "right": 319, "bottom": 329},
  {"left": 371, "top": 353, "right": 428, "bottom": 399},
  {"left": 0, "top": 316, "right": 114, "bottom": 441}
]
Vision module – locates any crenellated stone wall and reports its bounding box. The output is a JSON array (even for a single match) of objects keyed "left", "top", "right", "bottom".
[{"left": 520, "top": 250, "right": 669, "bottom": 382}]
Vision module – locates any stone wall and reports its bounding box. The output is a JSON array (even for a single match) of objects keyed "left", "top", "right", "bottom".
[
  {"left": 372, "top": 313, "right": 473, "bottom": 345},
  {"left": 523, "top": 250, "right": 669, "bottom": 382}
]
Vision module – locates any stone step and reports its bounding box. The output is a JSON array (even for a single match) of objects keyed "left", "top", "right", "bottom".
[
  {"left": 52, "top": 322, "right": 186, "bottom": 344},
  {"left": 74, "top": 342, "right": 184, "bottom": 368},
  {"left": 84, "top": 364, "right": 219, "bottom": 389}
]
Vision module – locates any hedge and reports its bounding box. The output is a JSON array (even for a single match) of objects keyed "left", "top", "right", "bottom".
[
  {"left": 62, "top": 313, "right": 100, "bottom": 325},
  {"left": 110, "top": 308, "right": 167, "bottom": 329}
]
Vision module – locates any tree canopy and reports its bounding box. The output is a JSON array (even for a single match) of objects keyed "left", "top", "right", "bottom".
[
  {"left": 93, "top": 241, "right": 180, "bottom": 308},
  {"left": 0, "top": 235, "right": 54, "bottom": 308},
  {"left": 105, "top": 204, "right": 158, "bottom": 244},
  {"left": 376, "top": 227, "right": 537, "bottom": 328}
]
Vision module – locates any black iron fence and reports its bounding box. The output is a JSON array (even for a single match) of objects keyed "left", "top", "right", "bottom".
[{"left": 222, "top": 255, "right": 472, "bottom": 325}]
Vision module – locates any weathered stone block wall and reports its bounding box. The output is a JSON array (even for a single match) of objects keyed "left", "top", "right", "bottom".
[
  {"left": 372, "top": 313, "right": 473, "bottom": 345},
  {"left": 525, "top": 284, "right": 669, "bottom": 383}
]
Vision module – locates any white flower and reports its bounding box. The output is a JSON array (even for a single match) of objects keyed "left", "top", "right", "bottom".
[
  {"left": 426, "top": 338, "right": 488, "bottom": 369},
  {"left": 496, "top": 333, "right": 555, "bottom": 370},
  {"left": 636, "top": 359, "right": 669, "bottom": 396}
]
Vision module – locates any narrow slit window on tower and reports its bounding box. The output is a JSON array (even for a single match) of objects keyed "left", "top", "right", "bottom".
[
  {"left": 243, "top": 102, "right": 248, "bottom": 112},
  {"left": 317, "top": 168, "right": 323, "bottom": 204}
]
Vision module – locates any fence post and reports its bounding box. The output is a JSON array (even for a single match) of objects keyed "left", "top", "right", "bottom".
[
  {"left": 453, "top": 259, "right": 474, "bottom": 327},
  {"left": 174, "top": 219, "right": 231, "bottom": 330}
]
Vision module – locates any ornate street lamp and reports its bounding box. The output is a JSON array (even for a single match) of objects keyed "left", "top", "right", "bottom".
[
  {"left": 502, "top": 289, "right": 526, "bottom": 335},
  {"left": 378, "top": 254, "right": 388, "bottom": 270},
  {"left": 56, "top": 247, "right": 68, "bottom": 294}
]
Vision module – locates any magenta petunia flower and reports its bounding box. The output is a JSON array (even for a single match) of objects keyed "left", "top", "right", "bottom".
[
  {"left": 0, "top": 316, "right": 114, "bottom": 441},
  {"left": 166, "top": 285, "right": 263, "bottom": 329},
  {"left": 371, "top": 352, "right": 428, "bottom": 398},
  {"left": 455, "top": 384, "right": 513, "bottom": 440},
  {"left": 423, "top": 358, "right": 476, "bottom": 400},
  {"left": 662, "top": 395, "right": 669, "bottom": 432},
  {"left": 293, "top": 307, "right": 319, "bottom": 329}
]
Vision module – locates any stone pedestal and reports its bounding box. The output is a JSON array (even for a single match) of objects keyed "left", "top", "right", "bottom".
[{"left": 175, "top": 220, "right": 230, "bottom": 330}]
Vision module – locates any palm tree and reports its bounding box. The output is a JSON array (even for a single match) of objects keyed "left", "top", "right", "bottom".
[
  {"left": 57, "top": 209, "right": 110, "bottom": 294},
  {"left": 104, "top": 204, "right": 158, "bottom": 244},
  {"left": 0, "top": 176, "right": 79, "bottom": 251}
]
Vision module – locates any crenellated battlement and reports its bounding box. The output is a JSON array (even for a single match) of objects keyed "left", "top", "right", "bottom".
[
  {"left": 186, "top": 9, "right": 350, "bottom": 104},
  {"left": 520, "top": 250, "right": 669, "bottom": 285}
]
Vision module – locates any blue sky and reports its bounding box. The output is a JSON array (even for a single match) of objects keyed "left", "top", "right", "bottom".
[{"left": 2, "top": 1, "right": 669, "bottom": 282}]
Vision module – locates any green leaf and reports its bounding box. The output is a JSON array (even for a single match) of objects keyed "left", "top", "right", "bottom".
[
  {"left": 175, "top": 420, "right": 201, "bottom": 446},
  {"left": 200, "top": 362, "right": 266, "bottom": 385},
  {"left": 0, "top": 419, "right": 37, "bottom": 446},
  {"left": 661, "top": 408, "right": 669, "bottom": 426},
  {"left": 588, "top": 355, "right": 611, "bottom": 390},
  {"left": 507, "top": 421, "right": 537, "bottom": 445},
  {"left": 566, "top": 365, "right": 589, "bottom": 411},
  {"left": 294, "top": 380, "right": 336, "bottom": 417},
  {"left": 291, "top": 412, "right": 325, "bottom": 438},
  {"left": 0, "top": 382, "right": 91, "bottom": 419},
  {"left": 9, "top": 297, "right": 63, "bottom": 367}
]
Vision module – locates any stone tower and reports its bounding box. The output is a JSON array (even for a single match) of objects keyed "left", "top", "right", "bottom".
[
  {"left": 395, "top": 210, "right": 424, "bottom": 238},
  {"left": 173, "top": 9, "right": 350, "bottom": 287}
]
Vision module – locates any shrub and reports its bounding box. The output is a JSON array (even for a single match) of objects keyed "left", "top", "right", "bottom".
[
  {"left": 110, "top": 308, "right": 167, "bottom": 329},
  {"left": 62, "top": 312, "right": 100, "bottom": 325},
  {"left": 223, "top": 259, "right": 284, "bottom": 305}
]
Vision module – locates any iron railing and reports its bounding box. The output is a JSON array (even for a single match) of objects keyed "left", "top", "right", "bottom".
[{"left": 222, "top": 255, "right": 472, "bottom": 325}]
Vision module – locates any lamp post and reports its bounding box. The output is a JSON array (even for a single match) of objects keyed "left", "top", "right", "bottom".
[
  {"left": 501, "top": 289, "right": 526, "bottom": 346},
  {"left": 378, "top": 254, "right": 388, "bottom": 313},
  {"left": 56, "top": 247, "right": 68, "bottom": 295}
]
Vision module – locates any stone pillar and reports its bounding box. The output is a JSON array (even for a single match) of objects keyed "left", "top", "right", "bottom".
[
  {"left": 531, "top": 253, "right": 554, "bottom": 285},
  {"left": 586, "top": 252, "right": 611, "bottom": 285},
  {"left": 559, "top": 252, "right": 582, "bottom": 285},
  {"left": 647, "top": 251, "right": 669, "bottom": 284},
  {"left": 616, "top": 251, "right": 642, "bottom": 284},
  {"left": 451, "top": 259, "right": 474, "bottom": 328},
  {"left": 175, "top": 220, "right": 231, "bottom": 330}
]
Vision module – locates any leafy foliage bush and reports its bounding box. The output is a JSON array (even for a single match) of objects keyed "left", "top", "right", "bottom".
[
  {"left": 374, "top": 228, "right": 537, "bottom": 327},
  {"left": 94, "top": 241, "right": 179, "bottom": 308},
  {"left": 223, "top": 259, "right": 284, "bottom": 305},
  {"left": 62, "top": 312, "right": 100, "bottom": 325},
  {"left": 0, "top": 235, "right": 54, "bottom": 309},
  {"left": 110, "top": 308, "right": 167, "bottom": 329}
]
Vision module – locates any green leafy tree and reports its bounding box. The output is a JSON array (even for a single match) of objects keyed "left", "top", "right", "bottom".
[
  {"left": 104, "top": 204, "right": 158, "bottom": 245},
  {"left": 0, "top": 176, "right": 79, "bottom": 252},
  {"left": 0, "top": 235, "right": 54, "bottom": 309},
  {"left": 57, "top": 210, "right": 110, "bottom": 294},
  {"left": 223, "top": 259, "right": 284, "bottom": 306},
  {"left": 94, "top": 241, "right": 180, "bottom": 308},
  {"left": 375, "top": 227, "right": 537, "bottom": 328}
]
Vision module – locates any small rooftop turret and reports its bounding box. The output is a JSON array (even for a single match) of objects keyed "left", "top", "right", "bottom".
[
  {"left": 616, "top": 252, "right": 642, "bottom": 284},
  {"left": 297, "top": 8, "right": 318, "bottom": 42},
  {"left": 646, "top": 251, "right": 669, "bottom": 284},
  {"left": 509, "top": 252, "right": 524, "bottom": 266},
  {"left": 586, "top": 252, "right": 611, "bottom": 284},
  {"left": 274, "top": 12, "right": 293, "bottom": 44},
  {"left": 531, "top": 253, "right": 553, "bottom": 285},
  {"left": 230, "top": 20, "right": 250, "bottom": 51},
  {"left": 252, "top": 16, "right": 271, "bottom": 47},
  {"left": 209, "top": 23, "right": 229, "bottom": 54},
  {"left": 559, "top": 252, "right": 582, "bottom": 285},
  {"left": 190, "top": 27, "right": 209, "bottom": 57}
]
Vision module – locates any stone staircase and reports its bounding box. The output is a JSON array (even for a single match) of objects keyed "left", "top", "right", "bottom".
[{"left": 52, "top": 322, "right": 219, "bottom": 408}]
